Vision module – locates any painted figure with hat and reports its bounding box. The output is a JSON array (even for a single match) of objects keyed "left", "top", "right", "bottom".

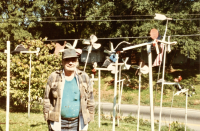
[{"left": 43, "top": 49, "right": 95, "bottom": 131}]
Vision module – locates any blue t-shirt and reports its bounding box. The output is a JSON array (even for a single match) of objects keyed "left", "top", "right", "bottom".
[{"left": 61, "top": 77, "right": 80, "bottom": 118}]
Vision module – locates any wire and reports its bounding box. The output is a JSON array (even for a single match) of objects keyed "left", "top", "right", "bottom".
[
  {"left": 45, "top": 34, "right": 200, "bottom": 41},
  {"left": 38, "top": 19, "right": 153, "bottom": 22},
  {"left": 1, "top": 17, "right": 200, "bottom": 23},
  {"left": 38, "top": 18, "right": 200, "bottom": 22},
  {"left": 2, "top": 14, "right": 199, "bottom": 19}
]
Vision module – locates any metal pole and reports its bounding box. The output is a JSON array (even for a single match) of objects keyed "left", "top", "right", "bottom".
[
  {"left": 28, "top": 54, "right": 32, "bottom": 118},
  {"left": 123, "top": 42, "right": 152, "bottom": 51},
  {"left": 137, "top": 72, "right": 141, "bottom": 131},
  {"left": 185, "top": 91, "right": 188, "bottom": 131},
  {"left": 84, "top": 46, "right": 91, "bottom": 72},
  {"left": 119, "top": 80, "right": 123, "bottom": 118},
  {"left": 6, "top": 41, "right": 10, "bottom": 131},
  {"left": 147, "top": 45, "right": 154, "bottom": 131},
  {"left": 117, "top": 65, "right": 122, "bottom": 126},
  {"left": 169, "top": 85, "right": 175, "bottom": 130},
  {"left": 158, "top": 44, "right": 167, "bottom": 131},
  {"left": 98, "top": 69, "right": 101, "bottom": 128},
  {"left": 112, "top": 53, "right": 118, "bottom": 131},
  {"left": 154, "top": 57, "right": 162, "bottom": 106}
]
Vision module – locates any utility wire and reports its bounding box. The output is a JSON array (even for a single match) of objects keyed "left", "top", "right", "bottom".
[
  {"left": 38, "top": 18, "right": 200, "bottom": 22},
  {"left": 2, "top": 14, "right": 199, "bottom": 19},
  {"left": 45, "top": 34, "right": 200, "bottom": 41}
]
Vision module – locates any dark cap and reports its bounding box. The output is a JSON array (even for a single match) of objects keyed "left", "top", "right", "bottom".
[{"left": 62, "top": 49, "right": 78, "bottom": 59}]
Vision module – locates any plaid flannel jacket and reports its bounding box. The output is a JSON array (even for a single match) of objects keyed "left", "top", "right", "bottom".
[{"left": 43, "top": 69, "right": 95, "bottom": 125}]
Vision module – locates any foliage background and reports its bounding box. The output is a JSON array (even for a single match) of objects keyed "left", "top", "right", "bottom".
[
  {"left": 0, "top": 0, "right": 199, "bottom": 106},
  {"left": 0, "top": 39, "right": 62, "bottom": 106}
]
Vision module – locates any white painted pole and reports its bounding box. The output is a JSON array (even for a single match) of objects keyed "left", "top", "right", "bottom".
[
  {"left": 158, "top": 44, "right": 167, "bottom": 131},
  {"left": 84, "top": 46, "right": 92, "bottom": 72},
  {"left": 137, "top": 72, "right": 141, "bottom": 131},
  {"left": 117, "top": 65, "right": 122, "bottom": 126},
  {"left": 112, "top": 53, "right": 118, "bottom": 131},
  {"left": 119, "top": 80, "right": 124, "bottom": 115},
  {"left": 169, "top": 85, "right": 175, "bottom": 130},
  {"left": 123, "top": 42, "right": 152, "bottom": 51},
  {"left": 28, "top": 54, "right": 32, "bottom": 118},
  {"left": 98, "top": 69, "right": 101, "bottom": 128},
  {"left": 20, "top": 49, "right": 39, "bottom": 118},
  {"left": 185, "top": 91, "right": 188, "bottom": 131},
  {"left": 147, "top": 45, "right": 154, "bottom": 131},
  {"left": 6, "top": 41, "right": 10, "bottom": 131}
]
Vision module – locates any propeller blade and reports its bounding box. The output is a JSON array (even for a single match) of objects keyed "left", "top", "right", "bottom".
[
  {"left": 122, "top": 57, "right": 129, "bottom": 63},
  {"left": 109, "top": 42, "right": 114, "bottom": 52},
  {"left": 82, "top": 39, "right": 90, "bottom": 45},
  {"left": 73, "top": 39, "right": 78, "bottom": 48},
  {"left": 104, "top": 49, "right": 111, "bottom": 54},
  {"left": 93, "top": 62, "right": 97, "bottom": 68},
  {"left": 122, "top": 64, "right": 131, "bottom": 70},
  {"left": 90, "top": 34, "right": 98, "bottom": 43},
  {"left": 93, "top": 43, "right": 101, "bottom": 49},
  {"left": 65, "top": 43, "right": 73, "bottom": 49},
  {"left": 140, "top": 65, "right": 149, "bottom": 74}
]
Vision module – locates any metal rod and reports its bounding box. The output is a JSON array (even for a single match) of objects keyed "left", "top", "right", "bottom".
[
  {"left": 137, "top": 72, "right": 141, "bottom": 131},
  {"left": 116, "top": 79, "right": 125, "bottom": 82},
  {"left": 98, "top": 69, "right": 101, "bottom": 128},
  {"left": 185, "top": 91, "right": 188, "bottom": 131},
  {"left": 154, "top": 51, "right": 163, "bottom": 108},
  {"left": 28, "top": 54, "right": 32, "bottom": 118},
  {"left": 169, "top": 85, "right": 175, "bottom": 130},
  {"left": 117, "top": 65, "right": 122, "bottom": 126},
  {"left": 158, "top": 44, "right": 167, "bottom": 131},
  {"left": 119, "top": 80, "right": 124, "bottom": 119},
  {"left": 84, "top": 46, "right": 92, "bottom": 72},
  {"left": 95, "top": 68, "right": 112, "bottom": 71},
  {"left": 147, "top": 45, "right": 154, "bottom": 131},
  {"left": 123, "top": 42, "right": 152, "bottom": 51},
  {"left": 112, "top": 53, "right": 118, "bottom": 131},
  {"left": 6, "top": 41, "right": 10, "bottom": 131}
]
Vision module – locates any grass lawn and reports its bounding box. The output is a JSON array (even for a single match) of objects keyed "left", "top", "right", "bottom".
[
  {"left": 0, "top": 110, "right": 48, "bottom": 131},
  {"left": 0, "top": 105, "right": 192, "bottom": 131}
]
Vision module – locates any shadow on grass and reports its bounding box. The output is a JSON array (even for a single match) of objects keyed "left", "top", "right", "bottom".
[
  {"left": 101, "top": 123, "right": 109, "bottom": 126},
  {"left": 0, "top": 125, "right": 3, "bottom": 131},
  {"left": 30, "top": 122, "right": 46, "bottom": 127}
]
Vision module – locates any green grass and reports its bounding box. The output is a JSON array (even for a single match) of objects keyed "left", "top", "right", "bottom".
[
  {"left": 0, "top": 110, "right": 48, "bottom": 131},
  {"left": 0, "top": 106, "right": 193, "bottom": 131},
  {"left": 0, "top": 103, "right": 154, "bottom": 131}
]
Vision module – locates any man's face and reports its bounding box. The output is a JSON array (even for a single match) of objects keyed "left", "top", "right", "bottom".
[{"left": 62, "top": 57, "right": 78, "bottom": 72}]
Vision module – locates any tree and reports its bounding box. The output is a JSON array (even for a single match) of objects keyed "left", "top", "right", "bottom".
[
  {"left": 84, "top": 0, "right": 200, "bottom": 69},
  {"left": 0, "top": 0, "right": 200, "bottom": 106},
  {"left": 0, "top": 0, "right": 62, "bottom": 51}
]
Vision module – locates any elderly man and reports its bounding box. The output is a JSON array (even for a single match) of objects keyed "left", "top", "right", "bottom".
[{"left": 43, "top": 49, "right": 95, "bottom": 131}]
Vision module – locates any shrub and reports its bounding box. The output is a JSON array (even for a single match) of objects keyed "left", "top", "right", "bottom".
[{"left": 0, "top": 39, "right": 62, "bottom": 108}]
